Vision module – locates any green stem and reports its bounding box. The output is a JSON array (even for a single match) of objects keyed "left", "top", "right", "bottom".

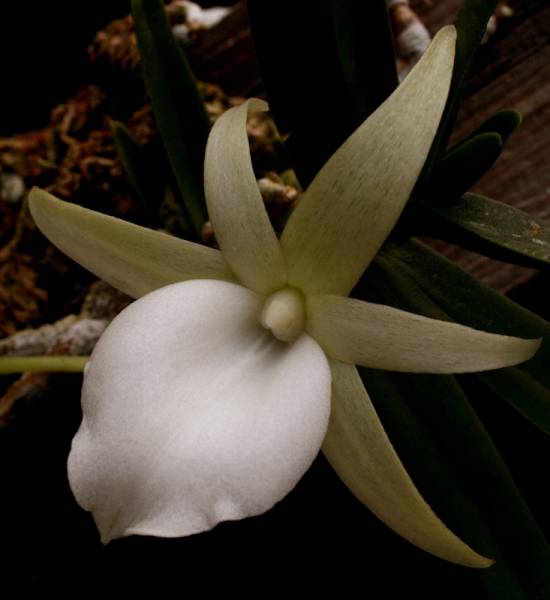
[{"left": 0, "top": 356, "right": 89, "bottom": 374}]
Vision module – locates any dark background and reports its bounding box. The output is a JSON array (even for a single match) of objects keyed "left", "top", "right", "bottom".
[
  {"left": 0, "top": 0, "right": 237, "bottom": 135},
  {"left": 0, "top": 1, "right": 129, "bottom": 134},
  {"left": 1, "top": 1, "right": 548, "bottom": 595}
]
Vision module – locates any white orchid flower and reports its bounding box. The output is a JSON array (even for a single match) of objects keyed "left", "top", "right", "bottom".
[{"left": 29, "top": 26, "right": 539, "bottom": 567}]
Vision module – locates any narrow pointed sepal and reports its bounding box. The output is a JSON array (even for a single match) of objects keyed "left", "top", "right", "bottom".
[
  {"left": 323, "top": 360, "right": 493, "bottom": 567},
  {"left": 307, "top": 294, "right": 540, "bottom": 373},
  {"left": 204, "top": 99, "right": 287, "bottom": 294},
  {"left": 281, "top": 26, "right": 456, "bottom": 296},
  {"left": 68, "top": 280, "right": 331, "bottom": 543},
  {"left": 29, "top": 188, "right": 234, "bottom": 298}
]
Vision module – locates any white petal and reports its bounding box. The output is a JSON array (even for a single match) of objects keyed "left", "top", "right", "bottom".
[
  {"left": 204, "top": 99, "right": 287, "bottom": 294},
  {"left": 68, "top": 279, "right": 331, "bottom": 542},
  {"left": 324, "top": 360, "right": 493, "bottom": 567},
  {"left": 307, "top": 294, "right": 540, "bottom": 373},
  {"left": 29, "top": 188, "right": 233, "bottom": 298},
  {"left": 281, "top": 26, "right": 456, "bottom": 296}
]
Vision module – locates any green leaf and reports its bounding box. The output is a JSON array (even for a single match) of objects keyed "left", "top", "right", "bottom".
[
  {"left": 111, "top": 120, "right": 157, "bottom": 225},
  {"left": 330, "top": 0, "right": 398, "bottom": 126},
  {"left": 424, "top": 133, "right": 503, "bottom": 202},
  {"left": 111, "top": 123, "right": 193, "bottom": 235},
  {"left": 414, "top": 193, "right": 550, "bottom": 269},
  {"left": 454, "top": 108, "right": 523, "bottom": 147},
  {"left": 381, "top": 239, "right": 550, "bottom": 434},
  {"left": 158, "top": 183, "right": 195, "bottom": 239},
  {"left": 360, "top": 369, "right": 528, "bottom": 599},
  {"left": 111, "top": 121, "right": 145, "bottom": 200},
  {"left": 423, "top": 0, "right": 498, "bottom": 177},
  {"left": 132, "top": 0, "right": 210, "bottom": 235},
  {"left": 478, "top": 368, "right": 550, "bottom": 437},
  {"left": 357, "top": 255, "right": 550, "bottom": 598},
  {"left": 247, "top": 0, "right": 356, "bottom": 186}
]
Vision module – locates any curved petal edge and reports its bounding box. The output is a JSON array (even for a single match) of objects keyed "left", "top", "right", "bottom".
[
  {"left": 281, "top": 26, "right": 456, "bottom": 296},
  {"left": 204, "top": 99, "right": 287, "bottom": 294},
  {"left": 307, "top": 294, "right": 541, "bottom": 373},
  {"left": 29, "top": 188, "right": 234, "bottom": 298}
]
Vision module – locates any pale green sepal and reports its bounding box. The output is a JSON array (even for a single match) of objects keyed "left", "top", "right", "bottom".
[
  {"left": 323, "top": 359, "right": 494, "bottom": 568},
  {"left": 29, "top": 188, "right": 234, "bottom": 299},
  {"left": 204, "top": 99, "right": 287, "bottom": 295},
  {"left": 281, "top": 26, "right": 456, "bottom": 296},
  {"left": 307, "top": 294, "right": 540, "bottom": 373},
  {"left": 0, "top": 356, "right": 88, "bottom": 374}
]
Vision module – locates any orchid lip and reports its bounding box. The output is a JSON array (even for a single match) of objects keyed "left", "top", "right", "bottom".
[{"left": 259, "top": 287, "right": 306, "bottom": 343}]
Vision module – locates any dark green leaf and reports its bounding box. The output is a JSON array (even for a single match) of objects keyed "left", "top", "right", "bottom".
[
  {"left": 479, "top": 368, "right": 550, "bottom": 437},
  {"left": 453, "top": 108, "right": 523, "bottom": 148},
  {"left": 158, "top": 185, "right": 194, "bottom": 240},
  {"left": 357, "top": 255, "right": 550, "bottom": 598},
  {"left": 423, "top": 0, "right": 498, "bottom": 178},
  {"left": 111, "top": 120, "right": 157, "bottom": 225},
  {"left": 424, "top": 133, "right": 503, "bottom": 202},
  {"left": 132, "top": 0, "right": 210, "bottom": 235},
  {"left": 330, "top": 0, "right": 398, "bottom": 126},
  {"left": 111, "top": 121, "right": 193, "bottom": 234},
  {"left": 380, "top": 239, "right": 550, "bottom": 433},
  {"left": 363, "top": 370, "right": 532, "bottom": 599},
  {"left": 111, "top": 121, "right": 142, "bottom": 194},
  {"left": 360, "top": 368, "right": 526, "bottom": 600},
  {"left": 383, "top": 239, "right": 549, "bottom": 353},
  {"left": 410, "top": 193, "right": 550, "bottom": 269}
]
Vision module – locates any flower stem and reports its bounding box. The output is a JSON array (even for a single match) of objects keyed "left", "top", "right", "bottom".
[{"left": 0, "top": 356, "right": 89, "bottom": 374}]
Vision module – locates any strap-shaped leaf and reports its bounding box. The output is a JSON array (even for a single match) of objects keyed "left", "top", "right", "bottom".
[
  {"left": 281, "top": 26, "right": 456, "bottom": 297},
  {"left": 479, "top": 368, "right": 550, "bottom": 437},
  {"left": 29, "top": 188, "right": 234, "bottom": 299},
  {"left": 111, "top": 123, "right": 194, "bottom": 237},
  {"left": 361, "top": 366, "right": 547, "bottom": 600},
  {"left": 324, "top": 359, "right": 492, "bottom": 567},
  {"left": 454, "top": 108, "right": 523, "bottom": 147},
  {"left": 417, "top": 193, "right": 550, "bottom": 269},
  {"left": 359, "top": 255, "right": 550, "bottom": 598},
  {"left": 132, "top": 0, "right": 210, "bottom": 234},
  {"left": 111, "top": 120, "right": 159, "bottom": 226},
  {"left": 425, "top": 133, "right": 503, "bottom": 203},
  {"left": 330, "top": 0, "right": 398, "bottom": 126},
  {"left": 381, "top": 239, "right": 550, "bottom": 438},
  {"left": 358, "top": 367, "right": 530, "bottom": 599},
  {"left": 423, "top": 0, "right": 498, "bottom": 177},
  {"left": 420, "top": 110, "right": 521, "bottom": 204}
]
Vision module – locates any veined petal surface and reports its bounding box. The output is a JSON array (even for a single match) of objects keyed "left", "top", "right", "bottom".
[
  {"left": 68, "top": 279, "right": 331, "bottom": 543},
  {"left": 281, "top": 26, "right": 456, "bottom": 296},
  {"left": 204, "top": 99, "right": 287, "bottom": 294},
  {"left": 307, "top": 294, "right": 540, "bottom": 373},
  {"left": 29, "top": 188, "right": 233, "bottom": 298},
  {"left": 324, "top": 360, "right": 492, "bottom": 567}
]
